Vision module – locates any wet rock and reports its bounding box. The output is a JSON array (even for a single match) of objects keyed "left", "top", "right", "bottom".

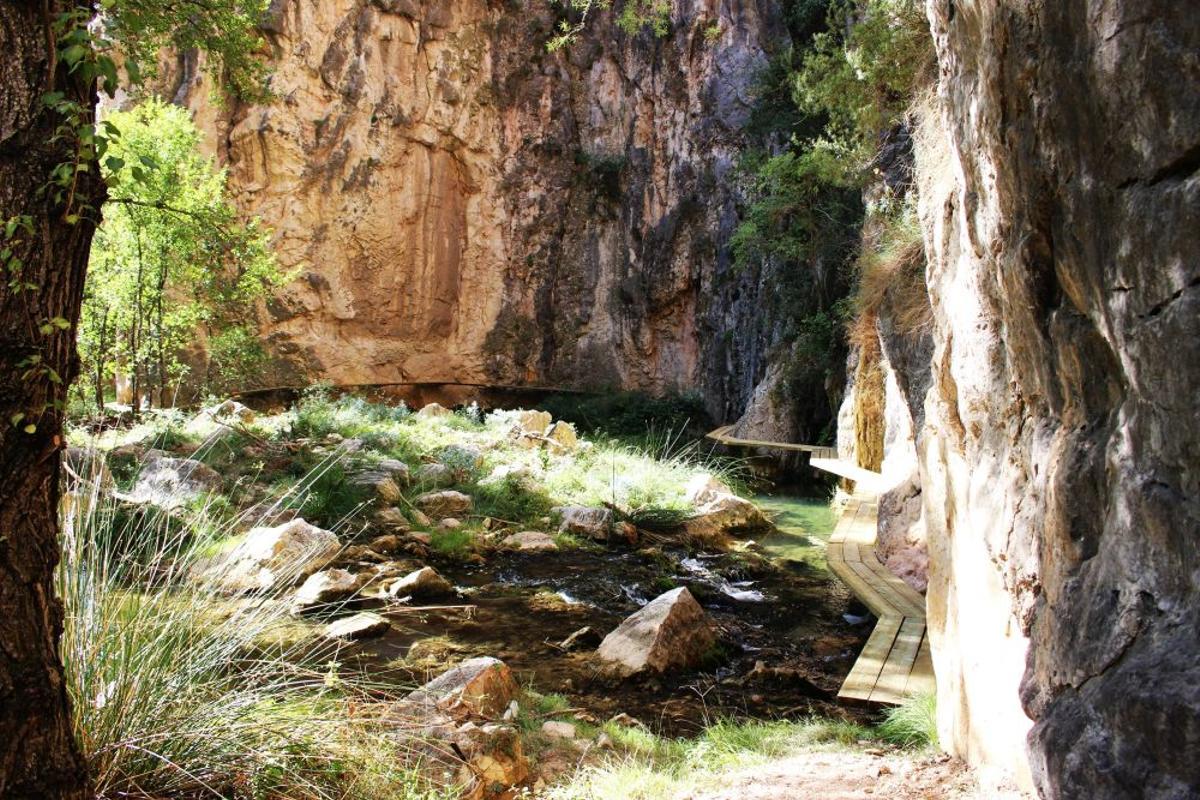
[
  {"left": 406, "top": 656, "right": 519, "bottom": 719},
  {"left": 502, "top": 531, "right": 558, "bottom": 552},
  {"left": 416, "top": 402, "right": 452, "bottom": 418},
  {"left": 541, "top": 720, "right": 576, "bottom": 739},
  {"left": 388, "top": 566, "right": 454, "bottom": 599},
  {"left": 415, "top": 490, "right": 472, "bottom": 518},
  {"left": 415, "top": 462, "right": 454, "bottom": 487},
  {"left": 559, "top": 626, "right": 601, "bottom": 651},
  {"left": 324, "top": 611, "right": 390, "bottom": 640},
  {"left": 556, "top": 505, "right": 612, "bottom": 540},
  {"left": 206, "top": 518, "right": 340, "bottom": 593},
  {"left": 349, "top": 469, "right": 402, "bottom": 504},
  {"left": 115, "top": 454, "right": 222, "bottom": 510},
  {"left": 291, "top": 568, "right": 358, "bottom": 614},
  {"left": 596, "top": 587, "right": 716, "bottom": 677}
]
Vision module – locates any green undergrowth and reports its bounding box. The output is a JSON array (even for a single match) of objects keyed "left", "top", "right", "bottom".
[{"left": 59, "top": 460, "right": 457, "bottom": 799}]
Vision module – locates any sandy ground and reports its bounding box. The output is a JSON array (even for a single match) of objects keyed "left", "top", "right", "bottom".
[{"left": 681, "top": 751, "right": 1030, "bottom": 800}]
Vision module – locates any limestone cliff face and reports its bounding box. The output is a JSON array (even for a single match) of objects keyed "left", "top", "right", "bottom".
[
  {"left": 173, "top": 0, "right": 790, "bottom": 421},
  {"left": 915, "top": 1, "right": 1199, "bottom": 795}
]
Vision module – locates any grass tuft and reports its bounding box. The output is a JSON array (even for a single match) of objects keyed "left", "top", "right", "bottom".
[{"left": 877, "top": 691, "right": 938, "bottom": 749}]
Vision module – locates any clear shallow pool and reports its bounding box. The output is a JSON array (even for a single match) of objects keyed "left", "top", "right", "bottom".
[{"left": 754, "top": 494, "right": 838, "bottom": 573}]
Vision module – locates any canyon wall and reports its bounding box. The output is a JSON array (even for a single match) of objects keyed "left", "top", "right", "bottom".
[
  {"left": 916, "top": 0, "right": 1199, "bottom": 796},
  {"left": 174, "top": 0, "right": 801, "bottom": 424}
]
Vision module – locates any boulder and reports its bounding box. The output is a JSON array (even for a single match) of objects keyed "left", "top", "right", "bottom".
[
  {"left": 415, "top": 490, "right": 472, "bottom": 518},
  {"left": 515, "top": 409, "right": 552, "bottom": 435},
  {"left": 291, "top": 568, "right": 358, "bottom": 614},
  {"left": 416, "top": 402, "right": 452, "bottom": 418},
  {"left": 684, "top": 493, "right": 768, "bottom": 543},
  {"left": 115, "top": 454, "right": 222, "bottom": 510},
  {"left": 545, "top": 421, "right": 579, "bottom": 451},
  {"left": 438, "top": 517, "right": 462, "bottom": 530},
  {"left": 406, "top": 656, "right": 519, "bottom": 719},
  {"left": 374, "top": 507, "right": 411, "bottom": 531},
  {"left": 369, "top": 534, "right": 403, "bottom": 554},
  {"left": 541, "top": 720, "right": 576, "bottom": 739},
  {"left": 324, "top": 612, "right": 390, "bottom": 640},
  {"left": 349, "top": 470, "right": 402, "bottom": 504},
  {"left": 501, "top": 531, "right": 558, "bottom": 552},
  {"left": 556, "top": 506, "right": 612, "bottom": 540},
  {"left": 415, "top": 462, "right": 455, "bottom": 488},
  {"left": 387, "top": 566, "right": 454, "bottom": 599},
  {"left": 208, "top": 398, "right": 256, "bottom": 424},
  {"left": 596, "top": 587, "right": 716, "bottom": 677},
  {"left": 376, "top": 458, "right": 411, "bottom": 485},
  {"left": 207, "top": 518, "right": 340, "bottom": 593}
]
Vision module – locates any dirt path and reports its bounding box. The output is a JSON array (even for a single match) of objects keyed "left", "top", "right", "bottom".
[{"left": 684, "top": 752, "right": 1030, "bottom": 800}]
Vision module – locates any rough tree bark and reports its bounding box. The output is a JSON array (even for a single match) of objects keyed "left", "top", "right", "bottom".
[{"left": 0, "top": 1, "right": 99, "bottom": 796}]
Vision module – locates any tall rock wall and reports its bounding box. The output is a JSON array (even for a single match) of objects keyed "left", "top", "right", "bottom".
[
  {"left": 172, "top": 0, "right": 795, "bottom": 423},
  {"left": 917, "top": 0, "right": 1199, "bottom": 795}
]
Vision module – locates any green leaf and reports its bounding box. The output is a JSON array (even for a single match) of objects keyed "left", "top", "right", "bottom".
[
  {"left": 10, "top": 412, "right": 24, "bottom": 426},
  {"left": 105, "top": 156, "right": 125, "bottom": 173},
  {"left": 23, "top": 424, "right": 37, "bottom": 434},
  {"left": 51, "top": 316, "right": 71, "bottom": 329},
  {"left": 60, "top": 44, "right": 87, "bottom": 67}
]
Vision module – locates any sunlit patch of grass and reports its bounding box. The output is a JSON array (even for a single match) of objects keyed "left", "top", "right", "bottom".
[
  {"left": 428, "top": 527, "right": 474, "bottom": 559},
  {"left": 877, "top": 691, "right": 938, "bottom": 749},
  {"left": 545, "top": 717, "right": 885, "bottom": 800}
]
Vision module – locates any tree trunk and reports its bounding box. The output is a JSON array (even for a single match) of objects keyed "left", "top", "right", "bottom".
[{"left": 0, "top": 1, "right": 99, "bottom": 796}]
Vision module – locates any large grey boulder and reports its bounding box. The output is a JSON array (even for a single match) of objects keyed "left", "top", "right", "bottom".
[{"left": 596, "top": 587, "right": 716, "bottom": 677}]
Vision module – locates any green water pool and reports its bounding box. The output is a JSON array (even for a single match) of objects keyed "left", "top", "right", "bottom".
[{"left": 753, "top": 493, "right": 838, "bottom": 572}]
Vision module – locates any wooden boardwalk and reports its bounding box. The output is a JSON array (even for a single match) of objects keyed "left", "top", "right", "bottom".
[
  {"left": 707, "top": 426, "right": 934, "bottom": 704},
  {"left": 825, "top": 492, "right": 934, "bottom": 704}
]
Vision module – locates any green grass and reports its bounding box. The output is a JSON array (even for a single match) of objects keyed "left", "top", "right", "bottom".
[
  {"left": 544, "top": 716, "right": 880, "bottom": 800},
  {"left": 877, "top": 691, "right": 938, "bottom": 749},
  {"left": 428, "top": 527, "right": 474, "bottom": 558},
  {"left": 59, "top": 460, "right": 456, "bottom": 800}
]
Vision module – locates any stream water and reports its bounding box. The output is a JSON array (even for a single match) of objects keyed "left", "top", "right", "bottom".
[{"left": 352, "top": 494, "right": 871, "bottom": 735}]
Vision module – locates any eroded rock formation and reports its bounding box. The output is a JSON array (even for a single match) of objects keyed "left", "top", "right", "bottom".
[
  {"left": 915, "top": 1, "right": 1200, "bottom": 795},
  {"left": 172, "top": 0, "right": 799, "bottom": 425}
]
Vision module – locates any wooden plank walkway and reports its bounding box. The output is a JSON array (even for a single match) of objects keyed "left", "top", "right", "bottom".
[
  {"left": 706, "top": 425, "right": 934, "bottom": 705},
  {"left": 824, "top": 490, "right": 933, "bottom": 703}
]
